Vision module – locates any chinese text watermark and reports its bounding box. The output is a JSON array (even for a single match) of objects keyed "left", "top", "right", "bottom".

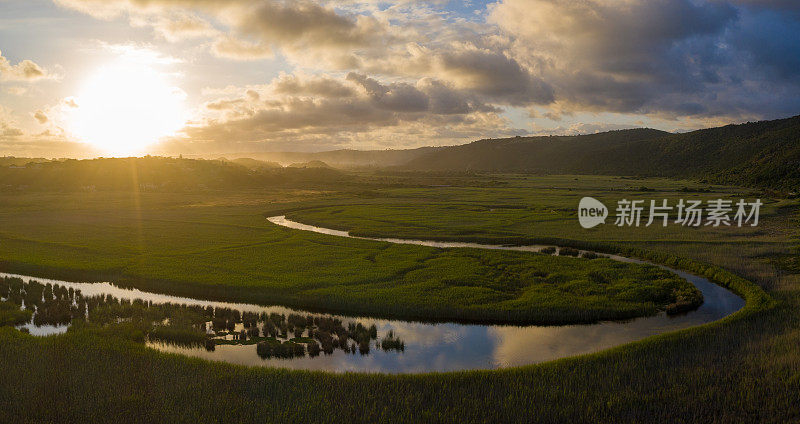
[{"left": 579, "top": 197, "right": 761, "bottom": 229}]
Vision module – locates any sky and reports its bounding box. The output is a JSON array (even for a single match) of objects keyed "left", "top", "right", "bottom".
[{"left": 1, "top": 0, "right": 799, "bottom": 157}]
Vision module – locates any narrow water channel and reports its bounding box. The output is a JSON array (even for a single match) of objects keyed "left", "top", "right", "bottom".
[{"left": 1, "top": 216, "right": 744, "bottom": 373}]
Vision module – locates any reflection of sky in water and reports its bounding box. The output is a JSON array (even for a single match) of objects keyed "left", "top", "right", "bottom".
[
  {"left": 1, "top": 217, "right": 744, "bottom": 374},
  {"left": 150, "top": 322, "right": 500, "bottom": 373},
  {"left": 17, "top": 322, "right": 69, "bottom": 336},
  {"left": 490, "top": 273, "right": 741, "bottom": 367}
]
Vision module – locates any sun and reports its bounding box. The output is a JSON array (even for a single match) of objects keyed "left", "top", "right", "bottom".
[{"left": 67, "top": 61, "right": 187, "bottom": 156}]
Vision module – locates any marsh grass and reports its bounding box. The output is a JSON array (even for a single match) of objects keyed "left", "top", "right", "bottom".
[
  {"left": 0, "top": 173, "right": 796, "bottom": 423},
  {"left": 0, "top": 189, "right": 700, "bottom": 325}
]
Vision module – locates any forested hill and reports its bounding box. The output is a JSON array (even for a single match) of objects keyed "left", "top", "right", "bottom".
[
  {"left": 404, "top": 128, "right": 669, "bottom": 173},
  {"left": 404, "top": 115, "right": 800, "bottom": 191}
]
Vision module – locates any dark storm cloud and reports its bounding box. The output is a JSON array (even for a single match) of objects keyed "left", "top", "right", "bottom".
[
  {"left": 731, "top": 0, "right": 800, "bottom": 16},
  {"left": 729, "top": 8, "right": 800, "bottom": 83},
  {"left": 491, "top": 0, "right": 800, "bottom": 119},
  {"left": 435, "top": 48, "right": 555, "bottom": 106}
]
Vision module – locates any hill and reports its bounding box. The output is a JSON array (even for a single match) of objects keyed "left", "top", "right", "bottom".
[
  {"left": 217, "top": 147, "right": 441, "bottom": 168},
  {"left": 405, "top": 129, "right": 669, "bottom": 173},
  {"left": 0, "top": 156, "right": 349, "bottom": 192},
  {"left": 404, "top": 115, "right": 800, "bottom": 191},
  {"left": 225, "top": 158, "right": 282, "bottom": 170},
  {"left": 0, "top": 157, "right": 51, "bottom": 167},
  {"left": 287, "top": 160, "right": 331, "bottom": 169}
]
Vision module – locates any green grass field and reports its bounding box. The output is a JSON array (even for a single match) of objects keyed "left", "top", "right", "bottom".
[
  {"left": 0, "top": 185, "right": 700, "bottom": 324},
  {"left": 0, "top": 172, "right": 797, "bottom": 423}
]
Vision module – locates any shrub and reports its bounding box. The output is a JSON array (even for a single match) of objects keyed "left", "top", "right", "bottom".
[
  {"left": 559, "top": 247, "right": 580, "bottom": 257},
  {"left": 148, "top": 326, "right": 207, "bottom": 347},
  {"left": 0, "top": 301, "right": 32, "bottom": 327}
]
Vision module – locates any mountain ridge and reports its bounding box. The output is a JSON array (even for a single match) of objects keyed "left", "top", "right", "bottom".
[{"left": 402, "top": 115, "right": 800, "bottom": 190}]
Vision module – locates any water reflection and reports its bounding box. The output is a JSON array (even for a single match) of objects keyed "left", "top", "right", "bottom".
[
  {"left": 0, "top": 216, "right": 744, "bottom": 373},
  {"left": 2, "top": 269, "right": 742, "bottom": 373},
  {"left": 489, "top": 273, "right": 740, "bottom": 367}
]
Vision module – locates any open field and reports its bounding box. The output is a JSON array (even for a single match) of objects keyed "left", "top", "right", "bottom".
[
  {"left": 0, "top": 173, "right": 797, "bottom": 422},
  {"left": 286, "top": 174, "right": 796, "bottom": 288}
]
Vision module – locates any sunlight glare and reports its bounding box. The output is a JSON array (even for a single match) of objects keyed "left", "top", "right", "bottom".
[{"left": 67, "top": 61, "right": 187, "bottom": 156}]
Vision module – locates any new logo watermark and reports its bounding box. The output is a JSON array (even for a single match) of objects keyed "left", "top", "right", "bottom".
[
  {"left": 578, "top": 197, "right": 762, "bottom": 228},
  {"left": 578, "top": 197, "right": 609, "bottom": 228}
]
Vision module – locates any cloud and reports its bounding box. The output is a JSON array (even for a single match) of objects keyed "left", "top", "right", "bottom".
[
  {"left": 346, "top": 73, "right": 429, "bottom": 113},
  {"left": 0, "top": 136, "right": 99, "bottom": 158},
  {"left": 0, "top": 49, "right": 54, "bottom": 82},
  {"left": 4, "top": 86, "right": 28, "bottom": 96},
  {"left": 134, "top": 12, "right": 219, "bottom": 42},
  {"left": 731, "top": 0, "right": 800, "bottom": 17},
  {"left": 0, "top": 107, "right": 25, "bottom": 139},
  {"left": 432, "top": 44, "right": 554, "bottom": 106},
  {"left": 416, "top": 78, "right": 496, "bottom": 115},
  {"left": 489, "top": 0, "right": 800, "bottom": 119},
  {"left": 0, "top": 105, "right": 97, "bottom": 157},
  {"left": 729, "top": 8, "right": 800, "bottom": 83},
  {"left": 204, "top": 98, "right": 247, "bottom": 111},
  {"left": 100, "top": 42, "right": 182, "bottom": 65},
  {"left": 273, "top": 73, "right": 356, "bottom": 98},
  {"left": 231, "top": 1, "right": 380, "bottom": 49},
  {"left": 51, "top": 0, "right": 550, "bottom": 108},
  {"left": 45, "top": 0, "right": 800, "bottom": 151},
  {"left": 168, "top": 72, "right": 519, "bottom": 152},
  {"left": 54, "top": 0, "right": 386, "bottom": 60},
  {"left": 211, "top": 35, "right": 273, "bottom": 60},
  {"left": 32, "top": 110, "right": 49, "bottom": 124},
  {"left": 341, "top": 41, "right": 555, "bottom": 107},
  {"left": 1, "top": 126, "right": 23, "bottom": 137}
]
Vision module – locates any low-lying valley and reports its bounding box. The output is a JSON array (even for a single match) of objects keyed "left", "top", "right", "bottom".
[{"left": 0, "top": 117, "right": 798, "bottom": 421}]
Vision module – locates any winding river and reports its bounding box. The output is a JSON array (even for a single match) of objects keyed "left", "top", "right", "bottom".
[{"left": 4, "top": 216, "right": 744, "bottom": 373}]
